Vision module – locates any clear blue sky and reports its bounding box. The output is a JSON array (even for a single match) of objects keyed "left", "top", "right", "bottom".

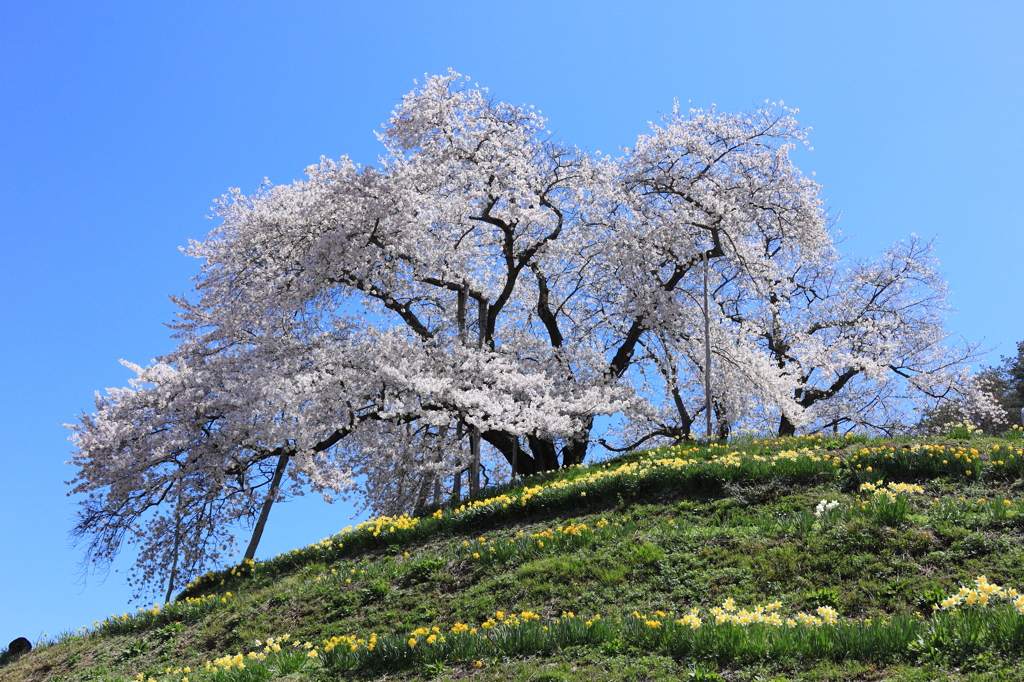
[{"left": 1, "top": 0, "right": 1021, "bottom": 645}]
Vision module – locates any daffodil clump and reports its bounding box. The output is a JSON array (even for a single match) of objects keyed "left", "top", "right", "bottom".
[
  {"left": 987, "top": 443, "right": 1024, "bottom": 477},
  {"left": 441, "top": 446, "right": 841, "bottom": 524},
  {"left": 814, "top": 499, "right": 840, "bottom": 517},
  {"left": 94, "top": 593, "right": 228, "bottom": 636},
  {"left": 183, "top": 560, "right": 257, "bottom": 594},
  {"left": 935, "top": 576, "right": 1024, "bottom": 613},
  {"left": 131, "top": 634, "right": 328, "bottom": 682},
  {"left": 181, "top": 516, "right": 423, "bottom": 598},
  {"left": 848, "top": 442, "right": 1022, "bottom": 481},
  {"left": 914, "top": 576, "right": 1024, "bottom": 662},
  {"left": 711, "top": 600, "right": 785, "bottom": 626},
  {"left": 458, "top": 517, "right": 631, "bottom": 565},
  {"left": 856, "top": 480, "right": 925, "bottom": 526},
  {"left": 130, "top": 579, "right": 1024, "bottom": 680},
  {"left": 946, "top": 420, "right": 980, "bottom": 440}
]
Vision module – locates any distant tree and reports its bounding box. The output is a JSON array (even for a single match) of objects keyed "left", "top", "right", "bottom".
[
  {"left": 999, "top": 342, "right": 1024, "bottom": 420},
  {"left": 974, "top": 341, "right": 1024, "bottom": 429},
  {"left": 914, "top": 343, "right": 1015, "bottom": 437}
]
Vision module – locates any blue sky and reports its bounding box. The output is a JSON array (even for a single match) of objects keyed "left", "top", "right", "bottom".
[{"left": 1, "top": 0, "right": 1021, "bottom": 645}]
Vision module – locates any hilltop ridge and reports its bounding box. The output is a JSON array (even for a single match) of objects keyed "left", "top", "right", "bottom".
[{"left": 4, "top": 432, "right": 1024, "bottom": 681}]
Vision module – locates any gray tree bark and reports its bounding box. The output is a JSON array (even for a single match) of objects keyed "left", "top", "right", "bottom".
[{"left": 243, "top": 449, "right": 290, "bottom": 562}]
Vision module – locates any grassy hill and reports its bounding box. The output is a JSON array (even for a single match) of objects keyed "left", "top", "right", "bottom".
[{"left": 4, "top": 431, "right": 1024, "bottom": 682}]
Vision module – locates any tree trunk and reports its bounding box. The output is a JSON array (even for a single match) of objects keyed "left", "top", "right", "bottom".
[
  {"left": 527, "top": 435, "right": 561, "bottom": 471},
  {"left": 778, "top": 414, "right": 797, "bottom": 437},
  {"left": 243, "top": 449, "right": 290, "bottom": 562},
  {"left": 164, "top": 490, "right": 184, "bottom": 604},
  {"left": 433, "top": 424, "right": 447, "bottom": 506},
  {"left": 451, "top": 468, "right": 462, "bottom": 505},
  {"left": 482, "top": 430, "right": 539, "bottom": 476},
  {"left": 164, "top": 532, "right": 181, "bottom": 604},
  {"left": 451, "top": 421, "right": 464, "bottom": 505},
  {"left": 702, "top": 247, "right": 713, "bottom": 440},
  {"left": 560, "top": 415, "right": 594, "bottom": 467},
  {"left": 468, "top": 298, "right": 488, "bottom": 495},
  {"left": 457, "top": 288, "right": 467, "bottom": 344},
  {"left": 670, "top": 385, "right": 694, "bottom": 439},
  {"left": 414, "top": 472, "right": 432, "bottom": 514},
  {"left": 713, "top": 402, "right": 730, "bottom": 441},
  {"left": 469, "top": 427, "right": 481, "bottom": 497}
]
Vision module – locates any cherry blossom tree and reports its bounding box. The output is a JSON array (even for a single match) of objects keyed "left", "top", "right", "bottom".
[
  {"left": 67, "top": 338, "right": 362, "bottom": 600},
  {"left": 71, "top": 71, "right": 979, "bottom": 597},
  {"left": 169, "top": 74, "right": 828, "bottom": 468},
  {"left": 729, "top": 234, "right": 989, "bottom": 436}
]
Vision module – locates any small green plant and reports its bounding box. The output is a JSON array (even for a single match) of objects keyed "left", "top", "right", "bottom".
[
  {"left": 1005, "top": 424, "right": 1024, "bottom": 441},
  {"left": 688, "top": 664, "right": 725, "bottom": 681},
  {"left": 928, "top": 496, "right": 971, "bottom": 525},
  {"left": 629, "top": 541, "right": 666, "bottom": 565},
  {"left": 364, "top": 579, "right": 391, "bottom": 600},
  {"left": 804, "top": 586, "right": 841, "bottom": 608},
  {"left": 857, "top": 480, "right": 923, "bottom": 526},
  {"left": 591, "top": 564, "right": 628, "bottom": 585},
  {"left": 116, "top": 639, "right": 148, "bottom": 662},
  {"left": 946, "top": 420, "right": 978, "bottom": 440},
  {"left": 402, "top": 558, "right": 444, "bottom": 585},
  {"left": 156, "top": 622, "right": 186, "bottom": 642},
  {"left": 980, "top": 496, "right": 1014, "bottom": 523},
  {"left": 423, "top": 660, "right": 446, "bottom": 676}
]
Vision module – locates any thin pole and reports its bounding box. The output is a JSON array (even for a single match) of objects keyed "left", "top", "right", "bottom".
[
  {"left": 432, "top": 425, "right": 444, "bottom": 506},
  {"left": 703, "top": 248, "right": 712, "bottom": 440},
  {"left": 469, "top": 299, "right": 488, "bottom": 496},
  {"left": 454, "top": 288, "right": 467, "bottom": 504}
]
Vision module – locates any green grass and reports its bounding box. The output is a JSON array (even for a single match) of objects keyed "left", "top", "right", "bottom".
[{"left": 4, "top": 433, "right": 1024, "bottom": 681}]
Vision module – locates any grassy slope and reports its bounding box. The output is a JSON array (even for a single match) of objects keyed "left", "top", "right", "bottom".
[{"left": 4, "top": 434, "right": 1024, "bottom": 682}]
